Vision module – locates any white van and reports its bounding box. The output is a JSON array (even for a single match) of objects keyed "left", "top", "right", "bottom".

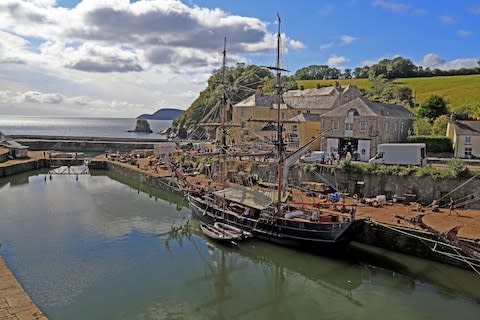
[
  {"left": 300, "top": 151, "right": 327, "bottom": 163},
  {"left": 369, "top": 143, "right": 427, "bottom": 166}
]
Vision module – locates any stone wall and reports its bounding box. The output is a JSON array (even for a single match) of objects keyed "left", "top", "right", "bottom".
[
  {"left": 103, "top": 161, "right": 181, "bottom": 193},
  {"left": 0, "top": 159, "right": 46, "bottom": 177},
  {"left": 251, "top": 163, "right": 480, "bottom": 209},
  {"left": 20, "top": 140, "right": 156, "bottom": 152}
]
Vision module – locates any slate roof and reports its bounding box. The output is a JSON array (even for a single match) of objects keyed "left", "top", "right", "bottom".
[
  {"left": 234, "top": 86, "right": 342, "bottom": 110},
  {"left": 321, "top": 97, "right": 414, "bottom": 118},
  {"left": 234, "top": 94, "right": 275, "bottom": 108},
  {"left": 453, "top": 120, "right": 480, "bottom": 136},
  {"left": 288, "top": 113, "right": 322, "bottom": 122}
]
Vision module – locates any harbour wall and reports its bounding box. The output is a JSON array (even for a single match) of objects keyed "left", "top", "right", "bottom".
[
  {"left": 251, "top": 163, "right": 480, "bottom": 209},
  {"left": 351, "top": 220, "right": 478, "bottom": 270},
  {"left": 0, "top": 159, "right": 45, "bottom": 177},
  {"left": 17, "top": 139, "right": 158, "bottom": 152},
  {"left": 94, "top": 160, "right": 181, "bottom": 193}
]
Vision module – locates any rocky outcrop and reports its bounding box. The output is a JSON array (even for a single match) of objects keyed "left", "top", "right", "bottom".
[{"left": 129, "top": 119, "right": 153, "bottom": 133}]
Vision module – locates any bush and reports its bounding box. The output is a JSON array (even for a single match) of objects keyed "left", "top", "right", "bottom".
[
  {"left": 407, "top": 135, "right": 453, "bottom": 153},
  {"left": 447, "top": 159, "right": 471, "bottom": 178}
]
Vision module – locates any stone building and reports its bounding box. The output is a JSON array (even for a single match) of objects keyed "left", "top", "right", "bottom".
[
  {"left": 446, "top": 115, "right": 480, "bottom": 158},
  {"left": 231, "top": 85, "right": 362, "bottom": 146},
  {"left": 320, "top": 97, "right": 414, "bottom": 161}
]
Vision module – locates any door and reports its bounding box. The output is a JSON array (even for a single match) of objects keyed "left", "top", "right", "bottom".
[
  {"left": 357, "top": 139, "right": 371, "bottom": 162},
  {"left": 327, "top": 138, "right": 339, "bottom": 153}
]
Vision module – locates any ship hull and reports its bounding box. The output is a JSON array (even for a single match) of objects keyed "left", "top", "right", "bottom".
[{"left": 188, "top": 194, "right": 353, "bottom": 252}]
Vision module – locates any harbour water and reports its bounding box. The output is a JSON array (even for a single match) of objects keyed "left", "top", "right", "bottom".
[
  {"left": 0, "top": 116, "right": 172, "bottom": 139},
  {"left": 0, "top": 169, "right": 479, "bottom": 319}
]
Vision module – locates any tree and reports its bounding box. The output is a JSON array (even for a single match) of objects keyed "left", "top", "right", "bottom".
[
  {"left": 394, "top": 86, "right": 414, "bottom": 107},
  {"left": 455, "top": 104, "right": 480, "bottom": 120},
  {"left": 343, "top": 68, "right": 352, "bottom": 79},
  {"left": 354, "top": 66, "right": 369, "bottom": 78},
  {"left": 416, "top": 95, "right": 449, "bottom": 121},
  {"left": 369, "top": 75, "right": 387, "bottom": 96},
  {"left": 414, "top": 118, "right": 432, "bottom": 135},
  {"left": 432, "top": 115, "right": 449, "bottom": 136}
]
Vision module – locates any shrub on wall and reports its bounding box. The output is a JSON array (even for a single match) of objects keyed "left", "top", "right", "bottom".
[{"left": 407, "top": 135, "right": 453, "bottom": 153}]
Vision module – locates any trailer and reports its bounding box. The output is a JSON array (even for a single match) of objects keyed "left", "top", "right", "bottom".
[{"left": 369, "top": 143, "right": 427, "bottom": 166}]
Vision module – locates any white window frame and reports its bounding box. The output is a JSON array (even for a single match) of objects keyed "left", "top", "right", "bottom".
[
  {"left": 332, "top": 120, "right": 339, "bottom": 130},
  {"left": 465, "top": 147, "right": 472, "bottom": 157},
  {"left": 465, "top": 136, "right": 472, "bottom": 145},
  {"left": 345, "top": 123, "right": 354, "bottom": 131},
  {"left": 360, "top": 121, "right": 367, "bottom": 132}
]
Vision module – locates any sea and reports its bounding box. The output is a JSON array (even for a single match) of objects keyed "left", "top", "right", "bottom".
[{"left": 0, "top": 115, "right": 172, "bottom": 139}]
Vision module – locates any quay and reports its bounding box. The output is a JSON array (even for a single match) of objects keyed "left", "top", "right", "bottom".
[{"left": 0, "top": 258, "right": 47, "bottom": 320}]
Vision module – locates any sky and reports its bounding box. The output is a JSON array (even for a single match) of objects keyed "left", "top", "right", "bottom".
[{"left": 0, "top": 0, "right": 479, "bottom": 118}]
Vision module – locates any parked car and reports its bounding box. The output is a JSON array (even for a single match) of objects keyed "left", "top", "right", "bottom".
[{"left": 300, "top": 151, "right": 327, "bottom": 163}]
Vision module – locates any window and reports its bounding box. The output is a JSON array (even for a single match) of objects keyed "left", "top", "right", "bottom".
[
  {"left": 385, "top": 122, "right": 389, "bottom": 132},
  {"left": 332, "top": 120, "right": 339, "bottom": 130},
  {"left": 465, "top": 136, "right": 472, "bottom": 145},
  {"left": 345, "top": 123, "right": 354, "bottom": 130},
  {"left": 465, "top": 148, "right": 472, "bottom": 158},
  {"left": 292, "top": 125, "right": 298, "bottom": 132},
  {"left": 360, "top": 121, "right": 367, "bottom": 132},
  {"left": 240, "top": 108, "right": 245, "bottom": 117}
]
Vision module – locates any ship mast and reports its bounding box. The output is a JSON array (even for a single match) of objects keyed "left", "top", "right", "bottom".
[
  {"left": 274, "top": 14, "right": 284, "bottom": 213},
  {"left": 220, "top": 37, "right": 228, "bottom": 190}
]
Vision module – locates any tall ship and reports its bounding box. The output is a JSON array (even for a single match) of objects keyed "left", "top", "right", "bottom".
[{"left": 187, "top": 15, "right": 355, "bottom": 251}]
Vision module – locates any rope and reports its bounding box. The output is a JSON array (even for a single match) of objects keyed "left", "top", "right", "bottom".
[
  {"left": 427, "top": 174, "right": 479, "bottom": 208},
  {"left": 369, "top": 219, "right": 480, "bottom": 275}
]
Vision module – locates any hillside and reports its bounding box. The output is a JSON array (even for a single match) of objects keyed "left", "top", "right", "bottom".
[
  {"left": 137, "top": 108, "right": 183, "bottom": 120},
  {"left": 297, "top": 74, "right": 480, "bottom": 111}
]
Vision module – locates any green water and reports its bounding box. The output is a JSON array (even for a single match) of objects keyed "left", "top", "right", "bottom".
[{"left": 0, "top": 169, "right": 479, "bottom": 320}]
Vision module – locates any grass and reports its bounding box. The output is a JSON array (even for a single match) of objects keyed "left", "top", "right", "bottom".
[{"left": 297, "top": 74, "right": 480, "bottom": 111}]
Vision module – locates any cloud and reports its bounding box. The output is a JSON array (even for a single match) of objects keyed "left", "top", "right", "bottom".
[
  {"left": 0, "top": 90, "right": 63, "bottom": 104},
  {"left": 458, "top": 30, "right": 472, "bottom": 37},
  {"left": 320, "top": 42, "right": 334, "bottom": 50},
  {"left": 469, "top": 6, "right": 480, "bottom": 15},
  {"left": 63, "top": 43, "right": 144, "bottom": 73},
  {"left": 318, "top": 4, "right": 334, "bottom": 16},
  {"left": 0, "top": 0, "right": 304, "bottom": 71},
  {"left": 418, "top": 53, "right": 478, "bottom": 70},
  {"left": 412, "top": 8, "right": 427, "bottom": 15},
  {"left": 372, "top": 0, "right": 410, "bottom": 12},
  {"left": 340, "top": 35, "right": 357, "bottom": 45},
  {"left": 0, "top": 89, "right": 146, "bottom": 114},
  {"left": 0, "top": 31, "right": 30, "bottom": 64},
  {"left": 439, "top": 15, "right": 455, "bottom": 24},
  {"left": 289, "top": 39, "right": 305, "bottom": 50},
  {"left": 327, "top": 55, "right": 349, "bottom": 67}
]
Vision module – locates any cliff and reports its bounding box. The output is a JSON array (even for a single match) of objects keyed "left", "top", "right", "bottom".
[{"left": 137, "top": 108, "right": 183, "bottom": 120}]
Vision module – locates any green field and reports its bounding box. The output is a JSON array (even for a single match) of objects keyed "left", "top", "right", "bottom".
[{"left": 297, "top": 74, "right": 480, "bottom": 111}]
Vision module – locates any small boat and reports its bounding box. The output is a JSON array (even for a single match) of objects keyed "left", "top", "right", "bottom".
[
  {"left": 200, "top": 223, "right": 239, "bottom": 245},
  {"left": 214, "top": 222, "right": 253, "bottom": 239}
]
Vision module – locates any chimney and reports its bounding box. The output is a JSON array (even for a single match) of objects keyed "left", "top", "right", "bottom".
[
  {"left": 449, "top": 112, "right": 456, "bottom": 123},
  {"left": 256, "top": 85, "right": 264, "bottom": 96}
]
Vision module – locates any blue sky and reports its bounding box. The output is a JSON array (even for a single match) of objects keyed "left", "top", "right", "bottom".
[{"left": 0, "top": 0, "right": 478, "bottom": 117}]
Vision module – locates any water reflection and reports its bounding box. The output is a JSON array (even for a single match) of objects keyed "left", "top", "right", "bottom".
[
  {"left": 0, "top": 170, "right": 479, "bottom": 320},
  {"left": 91, "top": 169, "right": 188, "bottom": 211},
  {"left": 162, "top": 222, "right": 480, "bottom": 320}
]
